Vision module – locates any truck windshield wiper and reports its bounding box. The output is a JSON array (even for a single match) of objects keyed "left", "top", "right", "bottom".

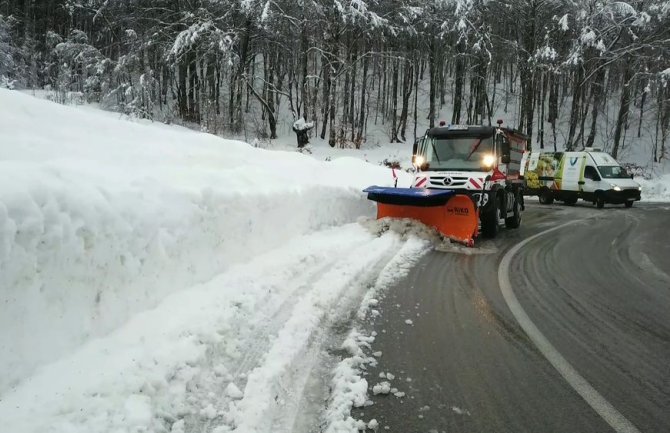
[
  {"left": 430, "top": 139, "right": 441, "bottom": 163},
  {"left": 465, "top": 138, "right": 482, "bottom": 161}
]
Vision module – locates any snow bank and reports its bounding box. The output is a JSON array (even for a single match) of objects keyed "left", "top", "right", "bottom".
[
  {"left": 638, "top": 174, "right": 670, "bottom": 202},
  {"left": 0, "top": 225, "right": 407, "bottom": 433},
  {"left": 0, "top": 89, "right": 398, "bottom": 393}
]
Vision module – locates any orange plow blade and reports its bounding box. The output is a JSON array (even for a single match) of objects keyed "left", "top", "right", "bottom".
[{"left": 364, "top": 187, "right": 479, "bottom": 246}]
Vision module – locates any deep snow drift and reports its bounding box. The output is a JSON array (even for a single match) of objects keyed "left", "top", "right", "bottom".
[{"left": 0, "top": 89, "right": 411, "bottom": 398}]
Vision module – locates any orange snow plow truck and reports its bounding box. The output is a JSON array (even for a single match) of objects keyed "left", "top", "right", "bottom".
[{"left": 364, "top": 122, "right": 528, "bottom": 246}]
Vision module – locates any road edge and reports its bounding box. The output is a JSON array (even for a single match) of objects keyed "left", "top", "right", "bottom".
[{"left": 498, "top": 221, "right": 642, "bottom": 433}]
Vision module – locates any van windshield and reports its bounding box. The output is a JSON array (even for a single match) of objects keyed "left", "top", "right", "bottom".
[
  {"left": 423, "top": 136, "right": 494, "bottom": 171},
  {"left": 598, "top": 165, "right": 629, "bottom": 179}
]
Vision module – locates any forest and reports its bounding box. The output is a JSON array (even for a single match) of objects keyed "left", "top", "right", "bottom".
[{"left": 0, "top": 0, "right": 669, "bottom": 160}]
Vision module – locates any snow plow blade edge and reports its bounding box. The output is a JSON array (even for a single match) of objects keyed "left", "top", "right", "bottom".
[{"left": 364, "top": 187, "right": 479, "bottom": 246}]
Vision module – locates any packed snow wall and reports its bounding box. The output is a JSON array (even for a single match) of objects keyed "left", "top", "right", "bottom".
[{"left": 0, "top": 89, "right": 395, "bottom": 392}]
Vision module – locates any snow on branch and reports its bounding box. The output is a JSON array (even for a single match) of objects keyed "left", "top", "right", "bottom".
[{"left": 169, "top": 21, "right": 234, "bottom": 60}]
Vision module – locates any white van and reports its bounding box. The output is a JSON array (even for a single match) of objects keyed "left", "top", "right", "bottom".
[{"left": 521, "top": 149, "right": 641, "bottom": 208}]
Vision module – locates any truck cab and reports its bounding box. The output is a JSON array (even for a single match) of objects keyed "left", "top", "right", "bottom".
[{"left": 412, "top": 123, "right": 528, "bottom": 238}]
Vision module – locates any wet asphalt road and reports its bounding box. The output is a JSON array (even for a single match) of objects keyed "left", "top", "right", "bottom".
[{"left": 358, "top": 201, "right": 670, "bottom": 433}]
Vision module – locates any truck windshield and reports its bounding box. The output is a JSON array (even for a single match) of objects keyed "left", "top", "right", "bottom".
[
  {"left": 598, "top": 165, "right": 630, "bottom": 179},
  {"left": 423, "top": 136, "right": 494, "bottom": 171}
]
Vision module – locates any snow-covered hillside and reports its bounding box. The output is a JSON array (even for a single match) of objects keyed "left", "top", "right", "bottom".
[{"left": 0, "top": 89, "right": 424, "bottom": 433}]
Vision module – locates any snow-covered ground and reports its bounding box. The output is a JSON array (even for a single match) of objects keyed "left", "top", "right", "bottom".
[
  {"left": 0, "top": 89, "right": 423, "bottom": 433},
  {"left": 637, "top": 174, "right": 670, "bottom": 202}
]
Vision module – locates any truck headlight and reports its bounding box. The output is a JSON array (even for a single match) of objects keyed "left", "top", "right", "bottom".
[
  {"left": 638, "top": 186, "right": 642, "bottom": 191},
  {"left": 612, "top": 185, "right": 622, "bottom": 192},
  {"left": 414, "top": 155, "right": 425, "bottom": 167},
  {"left": 482, "top": 154, "right": 496, "bottom": 167}
]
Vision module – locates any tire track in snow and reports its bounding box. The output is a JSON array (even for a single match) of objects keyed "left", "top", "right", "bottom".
[
  {"left": 182, "top": 245, "right": 355, "bottom": 433},
  {"left": 228, "top": 232, "right": 405, "bottom": 433}
]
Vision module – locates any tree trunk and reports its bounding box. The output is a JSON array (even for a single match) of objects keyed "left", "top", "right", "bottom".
[
  {"left": 266, "top": 53, "right": 277, "bottom": 139},
  {"left": 232, "top": 19, "right": 252, "bottom": 132},
  {"left": 585, "top": 67, "right": 606, "bottom": 148},
  {"left": 356, "top": 54, "right": 369, "bottom": 147},
  {"left": 548, "top": 73, "right": 559, "bottom": 151},
  {"left": 320, "top": 57, "right": 331, "bottom": 140},
  {"left": 428, "top": 38, "right": 437, "bottom": 128},
  {"left": 567, "top": 68, "right": 583, "bottom": 150},
  {"left": 390, "top": 59, "right": 399, "bottom": 143},
  {"left": 413, "top": 55, "right": 419, "bottom": 142},
  {"left": 638, "top": 80, "right": 646, "bottom": 138},
  {"left": 538, "top": 72, "right": 547, "bottom": 149},
  {"left": 612, "top": 65, "right": 633, "bottom": 159},
  {"left": 177, "top": 58, "right": 188, "bottom": 120},
  {"left": 399, "top": 60, "right": 412, "bottom": 141},
  {"left": 300, "top": 18, "right": 309, "bottom": 119},
  {"left": 452, "top": 39, "right": 465, "bottom": 125},
  {"left": 349, "top": 46, "right": 356, "bottom": 142}
]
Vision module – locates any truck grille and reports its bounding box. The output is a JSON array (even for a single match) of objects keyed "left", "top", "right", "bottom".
[
  {"left": 622, "top": 188, "right": 641, "bottom": 199},
  {"left": 427, "top": 175, "right": 470, "bottom": 188}
]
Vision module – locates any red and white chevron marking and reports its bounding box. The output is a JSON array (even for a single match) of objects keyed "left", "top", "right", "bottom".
[
  {"left": 468, "top": 177, "right": 483, "bottom": 190},
  {"left": 415, "top": 177, "right": 427, "bottom": 188}
]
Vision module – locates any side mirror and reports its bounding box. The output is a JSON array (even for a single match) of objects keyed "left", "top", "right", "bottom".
[
  {"left": 420, "top": 162, "right": 430, "bottom": 171},
  {"left": 630, "top": 174, "right": 634, "bottom": 179},
  {"left": 594, "top": 175, "right": 601, "bottom": 181},
  {"left": 501, "top": 154, "right": 511, "bottom": 164}
]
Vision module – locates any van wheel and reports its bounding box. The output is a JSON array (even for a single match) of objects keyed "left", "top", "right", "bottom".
[
  {"left": 539, "top": 189, "right": 554, "bottom": 205},
  {"left": 505, "top": 196, "right": 521, "bottom": 229},
  {"left": 625, "top": 201, "right": 633, "bottom": 208},
  {"left": 596, "top": 194, "right": 605, "bottom": 209},
  {"left": 481, "top": 196, "right": 500, "bottom": 238}
]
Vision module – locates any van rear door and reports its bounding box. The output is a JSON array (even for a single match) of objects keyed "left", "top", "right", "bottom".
[{"left": 560, "top": 152, "right": 585, "bottom": 191}]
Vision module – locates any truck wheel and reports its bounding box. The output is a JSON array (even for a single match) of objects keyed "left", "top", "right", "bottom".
[
  {"left": 481, "top": 196, "right": 500, "bottom": 239},
  {"left": 505, "top": 195, "right": 521, "bottom": 229},
  {"left": 625, "top": 201, "right": 634, "bottom": 208},
  {"left": 539, "top": 189, "right": 554, "bottom": 205},
  {"left": 596, "top": 194, "right": 605, "bottom": 209}
]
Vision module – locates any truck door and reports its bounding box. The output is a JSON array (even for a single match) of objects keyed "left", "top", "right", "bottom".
[
  {"left": 559, "top": 152, "right": 584, "bottom": 191},
  {"left": 581, "top": 165, "right": 601, "bottom": 200}
]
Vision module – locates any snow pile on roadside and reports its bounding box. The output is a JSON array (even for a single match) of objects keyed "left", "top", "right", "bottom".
[
  {"left": 638, "top": 174, "right": 670, "bottom": 202},
  {"left": 0, "top": 88, "right": 406, "bottom": 394},
  {"left": 0, "top": 225, "right": 410, "bottom": 433}
]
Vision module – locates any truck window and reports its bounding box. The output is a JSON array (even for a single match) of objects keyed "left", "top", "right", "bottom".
[
  {"left": 598, "top": 165, "right": 629, "bottom": 179},
  {"left": 584, "top": 166, "right": 600, "bottom": 180},
  {"left": 497, "top": 134, "right": 510, "bottom": 160},
  {"left": 423, "top": 136, "right": 494, "bottom": 171}
]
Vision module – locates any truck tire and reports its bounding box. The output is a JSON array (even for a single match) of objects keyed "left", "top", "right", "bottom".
[
  {"left": 505, "top": 195, "right": 521, "bottom": 229},
  {"left": 539, "top": 189, "right": 554, "bottom": 205},
  {"left": 596, "top": 194, "right": 605, "bottom": 209},
  {"left": 481, "top": 196, "right": 500, "bottom": 239},
  {"left": 625, "top": 200, "right": 634, "bottom": 208}
]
